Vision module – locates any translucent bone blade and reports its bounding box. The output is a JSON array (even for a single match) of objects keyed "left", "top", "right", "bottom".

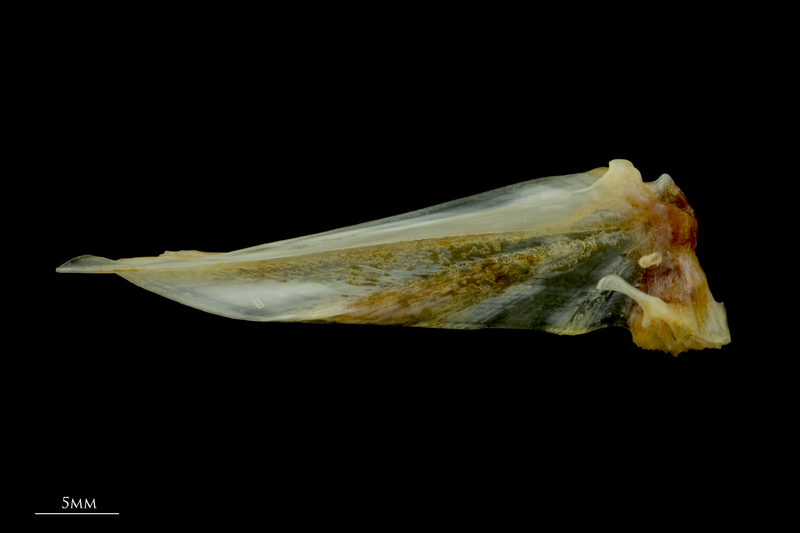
[{"left": 56, "top": 160, "right": 730, "bottom": 355}]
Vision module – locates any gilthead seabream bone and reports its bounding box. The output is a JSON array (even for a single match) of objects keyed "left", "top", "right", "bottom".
[{"left": 57, "top": 160, "right": 730, "bottom": 356}]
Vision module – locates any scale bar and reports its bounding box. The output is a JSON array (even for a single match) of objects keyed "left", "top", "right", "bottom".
[{"left": 35, "top": 513, "right": 119, "bottom": 515}]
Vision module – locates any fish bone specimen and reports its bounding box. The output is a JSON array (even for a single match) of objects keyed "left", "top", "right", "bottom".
[{"left": 57, "top": 159, "right": 730, "bottom": 356}]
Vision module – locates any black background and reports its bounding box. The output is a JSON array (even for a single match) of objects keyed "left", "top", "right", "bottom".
[{"left": 30, "top": 6, "right": 764, "bottom": 526}]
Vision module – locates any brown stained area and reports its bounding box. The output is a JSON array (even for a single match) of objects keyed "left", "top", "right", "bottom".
[
  {"left": 632, "top": 183, "right": 699, "bottom": 305},
  {"left": 621, "top": 182, "right": 725, "bottom": 355},
  {"left": 626, "top": 185, "right": 698, "bottom": 254},
  {"left": 641, "top": 265, "right": 683, "bottom": 305},
  {"left": 198, "top": 232, "right": 524, "bottom": 285},
  {"left": 662, "top": 185, "right": 698, "bottom": 249},
  {"left": 628, "top": 253, "right": 715, "bottom": 356},
  {"left": 328, "top": 254, "right": 543, "bottom": 326}
]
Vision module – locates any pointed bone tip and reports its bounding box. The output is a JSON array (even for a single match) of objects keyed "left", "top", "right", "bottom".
[
  {"left": 595, "top": 160, "right": 643, "bottom": 188},
  {"left": 655, "top": 173, "right": 674, "bottom": 186},
  {"left": 56, "top": 256, "right": 84, "bottom": 273},
  {"left": 646, "top": 173, "right": 676, "bottom": 195},
  {"left": 56, "top": 255, "right": 116, "bottom": 273},
  {"left": 608, "top": 159, "right": 634, "bottom": 169}
]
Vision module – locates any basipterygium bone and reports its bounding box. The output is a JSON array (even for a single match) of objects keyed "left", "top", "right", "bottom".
[{"left": 56, "top": 159, "right": 730, "bottom": 356}]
